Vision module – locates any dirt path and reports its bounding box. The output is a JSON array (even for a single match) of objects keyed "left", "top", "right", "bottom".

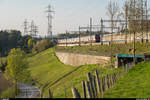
[{"left": 18, "top": 83, "right": 40, "bottom": 98}]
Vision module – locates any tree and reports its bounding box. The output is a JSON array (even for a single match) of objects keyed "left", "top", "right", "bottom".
[
  {"left": 106, "top": 1, "right": 120, "bottom": 68},
  {"left": 28, "top": 38, "right": 36, "bottom": 50},
  {"left": 5, "top": 48, "right": 30, "bottom": 96},
  {"left": 121, "top": 1, "right": 129, "bottom": 44},
  {"left": 32, "top": 39, "right": 54, "bottom": 53}
]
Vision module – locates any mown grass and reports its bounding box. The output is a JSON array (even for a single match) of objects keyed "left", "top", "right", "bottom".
[
  {"left": 50, "top": 65, "right": 125, "bottom": 98},
  {"left": 27, "top": 47, "right": 125, "bottom": 98},
  {"left": 27, "top": 48, "right": 77, "bottom": 97},
  {"left": 26, "top": 42, "right": 150, "bottom": 98},
  {"left": 55, "top": 42, "right": 150, "bottom": 56},
  {"left": 104, "top": 62, "right": 150, "bottom": 98}
]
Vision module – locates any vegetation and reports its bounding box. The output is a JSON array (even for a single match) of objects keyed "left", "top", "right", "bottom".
[
  {"left": 26, "top": 47, "right": 124, "bottom": 98},
  {"left": 56, "top": 42, "right": 150, "bottom": 56},
  {"left": 0, "top": 30, "right": 35, "bottom": 56},
  {"left": 27, "top": 48, "right": 76, "bottom": 97},
  {"left": 50, "top": 64, "right": 125, "bottom": 98},
  {"left": 104, "top": 62, "right": 150, "bottom": 98},
  {"left": 5, "top": 48, "right": 31, "bottom": 96},
  {"left": 32, "top": 39, "right": 54, "bottom": 54},
  {"left": 28, "top": 38, "right": 36, "bottom": 52},
  {"left": 0, "top": 86, "right": 16, "bottom": 98},
  {"left": 0, "top": 57, "right": 7, "bottom": 71}
]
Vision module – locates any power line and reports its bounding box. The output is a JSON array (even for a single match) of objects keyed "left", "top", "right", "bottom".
[
  {"left": 29, "top": 20, "right": 38, "bottom": 37},
  {"left": 29, "top": 20, "right": 35, "bottom": 36},
  {"left": 23, "top": 19, "right": 28, "bottom": 36},
  {"left": 46, "top": 4, "right": 55, "bottom": 40},
  {"left": 34, "top": 26, "right": 38, "bottom": 37}
]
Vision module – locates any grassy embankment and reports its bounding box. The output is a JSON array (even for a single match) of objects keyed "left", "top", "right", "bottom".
[
  {"left": 104, "top": 62, "right": 150, "bottom": 98},
  {"left": 27, "top": 47, "right": 125, "bottom": 98},
  {"left": 0, "top": 41, "right": 147, "bottom": 98},
  {"left": 55, "top": 42, "right": 150, "bottom": 56}
]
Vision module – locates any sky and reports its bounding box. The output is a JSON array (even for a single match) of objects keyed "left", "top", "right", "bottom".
[{"left": 0, "top": 0, "right": 127, "bottom": 36}]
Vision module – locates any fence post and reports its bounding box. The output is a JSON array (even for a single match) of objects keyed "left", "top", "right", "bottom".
[
  {"left": 72, "top": 87, "right": 81, "bottom": 98},
  {"left": 95, "top": 70, "right": 101, "bottom": 96},
  {"left": 93, "top": 75, "right": 97, "bottom": 97},
  {"left": 85, "top": 81, "right": 92, "bottom": 98},
  {"left": 108, "top": 75, "right": 112, "bottom": 88},
  {"left": 82, "top": 81, "right": 86, "bottom": 98},
  {"left": 114, "top": 73, "right": 117, "bottom": 84},
  {"left": 102, "top": 77, "right": 105, "bottom": 93},
  {"left": 100, "top": 77, "right": 103, "bottom": 95},
  {"left": 40, "top": 87, "right": 44, "bottom": 98},
  {"left": 64, "top": 86, "right": 67, "bottom": 98},
  {"left": 87, "top": 72, "right": 95, "bottom": 98},
  {"left": 49, "top": 88, "right": 53, "bottom": 98},
  {"left": 106, "top": 75, "right": 110, "bottom": 90}
]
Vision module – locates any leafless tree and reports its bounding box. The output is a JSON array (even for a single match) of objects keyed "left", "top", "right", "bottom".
[{"left": 106, "top": 1, "right": 120, "bottom": 68}]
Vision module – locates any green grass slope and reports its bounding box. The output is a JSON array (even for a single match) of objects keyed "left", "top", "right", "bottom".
[
  {"left": 27, "top": 48, "right": 77, "bottom": 94},
  {"left": 27, "top": 48, "right": 125, "bottom": 98},
  {"left": 104, "top": 62, "right": 150, "bottom": 98},
  {"left": 50, "top": 65, "right": 124, "bottom": 98},
  {"left": 27, "top": 48, "right": 104, "bottom": 97}
]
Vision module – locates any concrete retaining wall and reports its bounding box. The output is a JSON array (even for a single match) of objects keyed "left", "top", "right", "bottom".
[{"left": 55, "top": 52, "right": 110, "bottom": 66}]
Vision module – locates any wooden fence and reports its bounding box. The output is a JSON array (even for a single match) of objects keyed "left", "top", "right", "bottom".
[
  {"left": 71, "top": 63, "right": 134, "bottom": 98},
  {"left": 42, "top": 63, "right": 134, "bottom": 98}
]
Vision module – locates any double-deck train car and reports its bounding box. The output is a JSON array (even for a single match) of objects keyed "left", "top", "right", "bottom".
[{"left": 58, "top": 34, "right": 101, "bottom": 44}]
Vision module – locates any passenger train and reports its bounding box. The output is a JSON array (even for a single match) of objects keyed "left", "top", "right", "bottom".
[{"left": 58, "top": 34, "right": 101, "bottom": 44}]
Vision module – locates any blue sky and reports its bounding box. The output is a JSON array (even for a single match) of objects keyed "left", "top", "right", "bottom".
[{"left": 0, "top": 0, "right": 127, "bottom": 36}]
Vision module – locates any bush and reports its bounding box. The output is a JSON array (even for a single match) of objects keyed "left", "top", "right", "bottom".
[
  {"left": 32, "top": 39, "right": 54, "bottom": 53},
  {"left": 0, "top": 58, "right": 7, "bottom": 72}
]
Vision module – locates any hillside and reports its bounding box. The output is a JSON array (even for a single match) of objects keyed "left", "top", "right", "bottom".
[
  {"left": 27, "top": 48, "right": 124, "bottom": 98},
  {"left": 27, "top": 48, "right": 104, "bottom": 97},
  {"left": 104, "top": 62, "right": 150, "bottom": 98}
]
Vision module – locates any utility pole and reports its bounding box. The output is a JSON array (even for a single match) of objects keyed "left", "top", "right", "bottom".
[
  {"left": 34, "top": 26, "right": 38, "bottom": 37},
  {"left": 46, "top": 4, "right": 55, "bottom": 40},
  {"left": 30, "top": 20, "right": 35, "bottom": 37},
  {"left": 66, "top": 30, "right": 68, "bottom": 47},
  {"left": 79, "top": 26, "right": 81, "bottom": 46},
  {"left": 23, "top": 19, "right": 28, "bottom": 36},
  {"left": 90, "top": 18, "right": 92, "bottom": 46},
  {"left": 101, "top": 18, "right": 104, "bottom": 45}
]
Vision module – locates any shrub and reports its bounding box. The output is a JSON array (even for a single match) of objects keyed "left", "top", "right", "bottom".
[{"left": 32, "top": 39, "right": 54, "bottom": 53}]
